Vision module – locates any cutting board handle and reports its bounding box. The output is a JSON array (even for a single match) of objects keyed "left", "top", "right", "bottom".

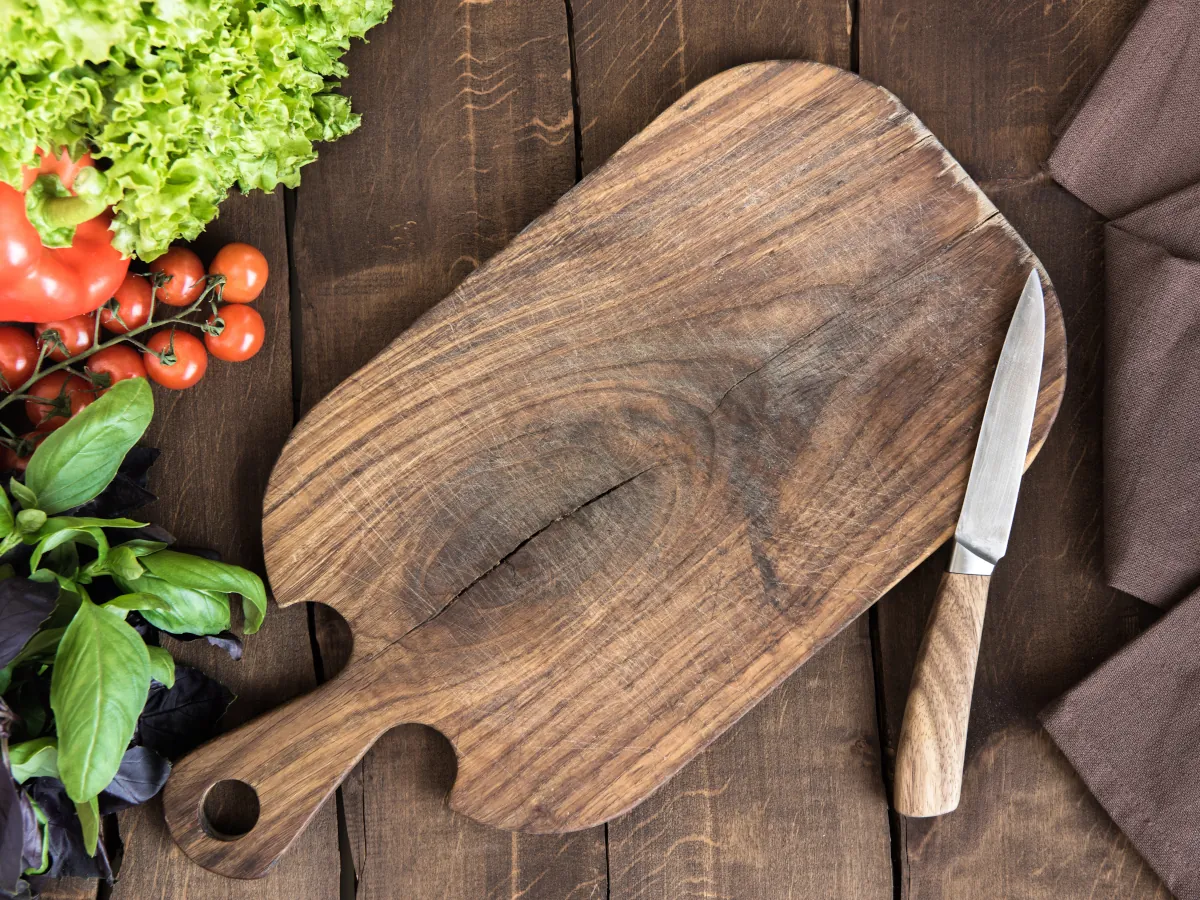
[{"left": 162, "top": 653, "right": 412, "bottom": 879}]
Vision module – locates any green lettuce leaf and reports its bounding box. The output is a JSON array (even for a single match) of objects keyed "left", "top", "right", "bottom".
[{"left": 0, "top": 0, "right": 392, "bottom": 259}]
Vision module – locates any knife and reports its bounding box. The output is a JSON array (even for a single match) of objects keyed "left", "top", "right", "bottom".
[{"left": 893, "top": 268, "right": 1045, "bottom": 818}]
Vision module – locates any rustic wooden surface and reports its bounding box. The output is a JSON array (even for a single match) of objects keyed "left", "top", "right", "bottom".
[
  {"left": 862, "top": 0, "right": 1170, "bottom": 897},
  {"left": 111, "top": 191, "right": 341, "bottom": 899},
  {"left": 43, "top": 1, "right": 1170, "bottom": 898},
  {"left": 165, "top": 59, "right": 1065, "bottom": 879}
]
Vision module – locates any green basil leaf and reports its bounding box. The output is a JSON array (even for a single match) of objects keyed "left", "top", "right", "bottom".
[
  {"left": 0, "top": 533, "right": 23, "bottom": 557},
  {"left": 25, "top": 379, "right": 154, "bottom": 515},
  {"left": 15, "top": 509, "right": 46, "bottom": 534},
  {"left": 45, "top": 517, "right": 146, "bottom": 531},
  {"left": 147, "top": 646, "right": 175, "bottom": 688},
  {"left": 103, "top": 545, "right": 145, "bottom": 582},
  {"left": 76, "top": 795, "right": 100, "bottom": 857},
  {"left": 112, "top": 539, "right": 169, "bottom": 558},
  {"left": 0, "top": 487, "right": 12, "bottom": 536},
  {"left": 26, "top": 798, "right": 50, "bottom": 875},
  {"left": 9, "top": 737, "right": 58, "bottom": 783},
  {"left": 30, "top": 526, "right": 108, "bottom": 572},
  {"left": 141, "top": 550, "right": 268, "bottom": 635},
  {"left": 116, "top": 572, "right": 231, "bottom": 636},
  {"left": 50, "top": 594, "right": 150, "bottom": 802},
  {"left": 101, "top": 593, "right": 169, "bottom": 616},
  {"left": 9, "top": 478, "right": 37, "bottom": 511}
]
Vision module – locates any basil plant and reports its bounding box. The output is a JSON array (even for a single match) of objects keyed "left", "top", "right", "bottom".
[{"left": 0, "top": 378, "right": 266, "bottom": 893}]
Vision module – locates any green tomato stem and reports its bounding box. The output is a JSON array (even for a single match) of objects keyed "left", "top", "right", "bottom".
[{"left": 0, "top": 275, "right": 222, "bottom": 419}]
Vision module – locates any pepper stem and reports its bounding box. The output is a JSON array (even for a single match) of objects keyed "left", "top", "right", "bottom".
[{"left": 25, "top": 168, "right": 110, "bottom": 248}]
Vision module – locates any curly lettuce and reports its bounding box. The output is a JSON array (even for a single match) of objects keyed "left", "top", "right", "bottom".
[{"left": 0, "top": 0, "right": 391, "bottom": 259}]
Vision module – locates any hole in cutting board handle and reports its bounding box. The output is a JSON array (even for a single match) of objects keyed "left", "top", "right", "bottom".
[{"left": 201, "top": 779, "right": 260, "bottom": 841}]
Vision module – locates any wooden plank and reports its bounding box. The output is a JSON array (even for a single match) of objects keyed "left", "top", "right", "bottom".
[
  {"left": 569, "top": 5, "right": 889, "bottom": 898},
  {"left": 36, "top": 878, "right": 96, "bottom": 900},
  {"left": 570, "top": 0, "right": 853, "bottom": 174},
  {"left": 288, "top": 1, "right": 599, "bottom": 897},
  {"left": 862, "top": 2, "right": 1173, "bottom": 896},
  {"left": 110, "top": 191, "right": 341, "bottom": 899},
  {"left": 608, "top": 618, "right": 891, "bottom": 899}
]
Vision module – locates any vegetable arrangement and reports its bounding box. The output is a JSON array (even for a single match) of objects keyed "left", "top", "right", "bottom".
[
  {"left": 0, "top": 239, "right": 269, "bottom": 469},
  {"left": 0, "top": 2, "right": 394, "bottom": 892},
  {"left": 1, "top": 379, "right": 264, "bottom": 895},
  {"left": 1, "top": 0, "right": 392, "bottom": 261}
]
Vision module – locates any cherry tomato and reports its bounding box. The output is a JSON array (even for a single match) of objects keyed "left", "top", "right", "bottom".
[
  {"left": 205, "top": 304, "right": 265, "bottom": 362},
  {"left": 35, "top": 315, "right": 94, "bottom": 362},
  {"left": 0, "top": 327, "right": 38, "bottom": 392},
  {"left": 144, "top": 330, "right": 207, "bottom": 390},
  {"left": 209, "top": 243, "right": 268, "bottom": 303},
  {"left": 85, "top": 344, "right": 147, "bottom": 390},
  {"left": 0, "top": 432, "right": 46, "bottom": 473},
  {"left": 25, "top": 371, "right": 94, "bottom": 431},
  {"left": 149, "top": 247, "right": 206, "bottom": 307},
  {"left": 100, "top": 273, "right": 153, "bottom": 334}
]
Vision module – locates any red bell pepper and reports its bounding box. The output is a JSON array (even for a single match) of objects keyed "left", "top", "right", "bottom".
[{"left": 0, "top": 149, "right": 130, "bottom": 323}]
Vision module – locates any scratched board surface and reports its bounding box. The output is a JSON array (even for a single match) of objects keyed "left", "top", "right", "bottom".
[{"left": 161, "top": 61, "right": 1065, "bottom": 880}]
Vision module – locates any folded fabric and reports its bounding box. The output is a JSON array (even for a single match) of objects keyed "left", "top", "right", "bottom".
[
  {"left": 1041, "top": 0, "right": 1200, "bottom": 897},
  {"left": 1102, "top": 185, "right": 1200, "bottom": 606},
  {"left": 1049, "top": 0, "right": 1200, "bottom": 607},
  {"left": 1041, "top": 589, "right": 1200, "bottom": 900},
  {"left": 1049, "top": 0, "right": 1200, "bottom": 220}
]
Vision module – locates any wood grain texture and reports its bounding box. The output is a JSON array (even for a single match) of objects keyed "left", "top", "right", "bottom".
[
  {"left": 862, "top": 0, "right": 1170, "bottom": 895},
  {"left": 607, "top": 617, "right": 890, "bottom": 900},
  {"left": 571, "top": 4, "right": 888, "bottom": 897},
  {"left": 109, "top": 191, "right": 341, "bottom": 900},
  {"left": 34, "top": 878, "right": 96, "bottom": 900},
  {"left": 571, "top": 0, "right": 852, "bottom": 174},
  {"left": 289, "top": 2, "right": 602, "bottom": 897},
  {"left": 894, "top": 572, "right": 990, "bottom": 818},
  {"left": 164, "top": 61, "right": 1066, "bottom": 880}
]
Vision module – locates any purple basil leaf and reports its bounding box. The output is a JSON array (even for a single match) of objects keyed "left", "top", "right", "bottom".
[
  {"left": 0, "top": 877, "right": 33, "bottom": 899},
  {"left": 65, "top": 447, "right": 160, "bottom": 520},
  {"left": 43, "top": 820, "right": 111, "bottom": 881},
  {"left": 0, "top": 579, "right": 58, "bottom": 670},
  {"left": 97, "top": 747, "right": 170, "bottom": 816},
  {"left": 20, "top": 782, "right": 68, "bottom": 830},
  {"left": 134, "top": 665, "right": 234, "bottom": 760},
  {"left": 0, "top": 700, "right": 13, "bottom": 743},
  {"left": 1, "top": 774, "right": 22, "bottom": 895},
  {"left": 23, "top": 780, "right": 110, "bottom": 880},
  {"left": 125, "top": 612, "right": 160, "bottom": 645},
  {"left": 18, "top": 792, "right": 38, "bottom": 877}
]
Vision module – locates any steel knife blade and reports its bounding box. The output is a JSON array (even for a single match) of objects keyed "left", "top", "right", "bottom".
[{"left": 949, "top": 268, "right": 1045, "bottom": 575}]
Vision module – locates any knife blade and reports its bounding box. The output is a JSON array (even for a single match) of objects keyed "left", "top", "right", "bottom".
[
  {"left": 893, "top": 268, "right": 1046, "bottom": 818},
  {"left": 950, "top": 269, "right": 1045, "bottom": 575}
]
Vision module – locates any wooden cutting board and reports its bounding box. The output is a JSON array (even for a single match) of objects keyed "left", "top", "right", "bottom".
[{"left": 164, "top": 60, "right": 1066, "bottom": 878}]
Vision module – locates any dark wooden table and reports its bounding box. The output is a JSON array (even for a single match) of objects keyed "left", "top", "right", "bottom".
[{"left": 47, "top": 1, "right": 1172, "bottom": 898}]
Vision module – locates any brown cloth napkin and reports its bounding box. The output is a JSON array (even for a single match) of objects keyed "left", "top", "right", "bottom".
[{"left": 1040, "top": 1, "right": 1200, "bottom": 897}]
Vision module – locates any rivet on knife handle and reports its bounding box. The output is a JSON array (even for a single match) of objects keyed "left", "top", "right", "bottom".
[{"left": 893, "top": 269, "right": 1045, "bottom": 818}]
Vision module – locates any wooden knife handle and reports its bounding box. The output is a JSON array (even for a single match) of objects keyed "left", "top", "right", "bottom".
[
  {"left": 893, "top": 571, "right": 991, "bottom": 817},
  {"left": 163, "top": 654, "right": 403, "bottom": 879}
]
